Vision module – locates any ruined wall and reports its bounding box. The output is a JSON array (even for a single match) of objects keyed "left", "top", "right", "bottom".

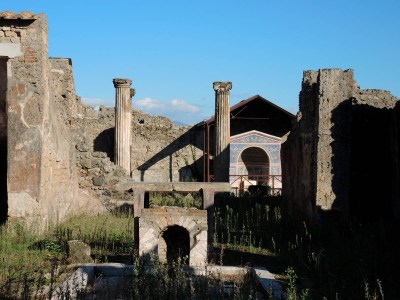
[
  {"left": 281, "top": 70, "right": 319, "bottom": 220},
  {"left": 282, "top": 68, "right": 399, "bottom": 222},
  {"left": 2, "top": 19, "right": 204, "bottom": 221},
  {"left": 393, "top": 103, "right": 400, "bottom": 221},
  {"left": 2, "top": 12, "right": 50, "bottom": 221},
  {"left": 130, "top": 110, "right": 204, "bottom": 182},
  {"left": 49, "top": 58, "right": 79, "bottom": 122},
  {"left": 349, "top": 89, "right": 398, "bottom": 221},
  {"left": 73, "top": 107, "right": 204, "bottom": 181},
  {"left": 0, "top": 57, "right": 7, "bottom": 221},
  {"left": 0, "top": 12, "right": 103, "bottom": 225},
  {"left": 71, "top": 106, "right": 204, "bottom": 207}
]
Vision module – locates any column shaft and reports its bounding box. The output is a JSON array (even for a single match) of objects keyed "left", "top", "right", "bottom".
[
  {"left": 213, "top": 82, "right": 232, "bottom": 182},
  {"left": 113, "top": 78, "right": 133, "bottom": 174}
]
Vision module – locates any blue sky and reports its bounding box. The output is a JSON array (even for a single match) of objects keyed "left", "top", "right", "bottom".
[{"left": 3, "top": 0, "right": 400, "bottom": 124}]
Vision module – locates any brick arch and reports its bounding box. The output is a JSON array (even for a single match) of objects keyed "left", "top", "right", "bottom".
[
  {"left": 139, "top": 207, "right": 208, "bottom": 266},
  {"left": 158, "top": 225, "right": 190, "bottom": 264}
]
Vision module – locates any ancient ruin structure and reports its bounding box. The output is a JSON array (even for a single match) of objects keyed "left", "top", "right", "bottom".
[
  {"left": 213, "top": 82, "right": 232, "bottom": 182},
  {"left": 113, "top": 78, "right": 134, "bottom": 174},
  {"left": 282, "top": 69, "right": 400, "bottom": 223},
  {"left": 139, "top": 207, "right": 208, "bottom": 266},
  {"left": 0, "top": 12, "right": 88, "bottom": 224},
  {"left": 3, "top": 11, "right": 397, "bottom": 232},
  {"left": 202, "top": 95, "right": 294, "bottom": 194}
]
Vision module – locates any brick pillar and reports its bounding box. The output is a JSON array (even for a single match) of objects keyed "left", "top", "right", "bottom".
[
  {"left": 213, "top": 82, "right": 232, "bottom": 182},
  {"left": 113, "top": 78, "right": 133, "bottom": 174}
]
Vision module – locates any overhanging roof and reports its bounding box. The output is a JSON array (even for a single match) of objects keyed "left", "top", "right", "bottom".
[{"left": 202, "top": 94, "right": 295, "bottom": 125}]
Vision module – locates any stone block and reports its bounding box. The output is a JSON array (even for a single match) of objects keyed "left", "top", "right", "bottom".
[
  {"left": 67, "top": 240, "right": 93, "bottom": 264},
  {"left": 92, "top": 176, "right": 104, "bottom": 186},
  {"left": 88, "top": 168, "right": 100, "bottom": 176},
  {"left": 92, "top": 151, "right": 107, "bottom": 158},
  {"left": 80, "top": 157, "right": 92, "bottom": 169}
]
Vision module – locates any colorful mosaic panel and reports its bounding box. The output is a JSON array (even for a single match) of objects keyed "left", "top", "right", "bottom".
[
  {"left": 230, "top": 131, "right": 280, "bottom": 144},
  {"left": 230, "top": 131, "right": 282, "bottom": 176}
]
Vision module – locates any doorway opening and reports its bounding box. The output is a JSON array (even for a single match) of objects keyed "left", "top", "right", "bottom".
[
  {"left": 160, "top": 225, "right": 190, "bottom": 264},
  {"left": 238, "top": 147, "right": 269, "bottom": 185}
]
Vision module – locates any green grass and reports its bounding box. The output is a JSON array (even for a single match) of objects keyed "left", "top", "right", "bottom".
[
  {"left": 0, "top": 211, "right": 135, "bottom": 298},
  {"left": 149, "top": 191, "right": 203, "bottom": 209},
  {"left": 1, "top": 195, "right": 399, "bottom": 299},
  {"left": 213, "top": 195, "right": 400, "bottom": 299},
  {"left": 53, "top": 212, "right": 135, "bottom": 259},
  {"left": 0, "top": 221, "right": 65, "bottom": 299}
]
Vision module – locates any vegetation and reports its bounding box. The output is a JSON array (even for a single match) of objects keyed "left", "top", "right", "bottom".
[
  {"left": 53, "top": 212, "right": 135, "bottom": 260},
  {"left": 1, "top": 193, "right": 399, "bottom": 299},
  {"left": 214, "top": 194, "right": 400, "bottom": 299},
  {"left": 0, "top": 221, "right": 64, "bottom": 299},
  {"left": 150, "top": 191, "right": 203, "bottom": 209},
  {"left": 126, "top": 256, "right": 262, "bottom": 300},
  {"left": 0, "top": 211, "right": 134, "bottom": 299}
]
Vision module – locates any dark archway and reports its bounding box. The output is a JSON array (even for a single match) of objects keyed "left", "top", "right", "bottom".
[
  {"left": 0, "top": 57, "right": 8, "bottom": 224},
  {"left": 161, "top": 225, "right": 190, "bottom": 264},
  {"left": 238, "top": 147, "right": 269, "bottom": 184}
]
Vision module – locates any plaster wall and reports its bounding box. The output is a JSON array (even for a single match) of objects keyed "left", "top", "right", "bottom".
[
  {"left": 282, "top": 69, "right": 400, "bottom": 222},
  {"left": 0, "top": 12, "right": 99, "bottom": 225}
]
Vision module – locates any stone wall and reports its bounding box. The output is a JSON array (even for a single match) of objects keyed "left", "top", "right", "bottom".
[
  {"left": 131, "top": 110, "right": 204, "bottom": 182},
  {"left": 49, "top": 58, "right": 79, "bottom": 122},
  {"left": 0, "top": 12, "right": 105, "bottom": 225},
  {"left": 72, "top": 106, "right": 204, "bottom": 194},
  {"left": 1, "top": 13, "right": 49, "bottom": 222},
  {"left": 69, "top": 104, "right": 205, "bottom": 210},
  {"left": 139, "top": 207, "right": 208, "bottom": 266},
  {"left": 282, "top": 69, "right": 400, "bottom": 222}
]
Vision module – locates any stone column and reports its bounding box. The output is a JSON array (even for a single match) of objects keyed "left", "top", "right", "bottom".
[
  {"left": 113, "top": 78, "right": 133, "bottom": 174},
  {"left": 213, "top": 82, "right": 232, "bottom": 182}
]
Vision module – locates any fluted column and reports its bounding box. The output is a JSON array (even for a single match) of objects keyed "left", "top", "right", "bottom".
[
  {"left": 213, "top": 81, "right": 232, "bottom": 182},
  {"left": 113, "top": 78, "right": 133, "bottom": 174}
]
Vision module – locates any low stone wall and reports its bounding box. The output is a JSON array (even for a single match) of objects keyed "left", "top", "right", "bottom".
[{"left": 139, "top": 207, "right": 208, "bottom": 267}]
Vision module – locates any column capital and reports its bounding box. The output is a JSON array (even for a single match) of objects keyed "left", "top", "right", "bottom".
[
  {"left": 213, "top": 82, "right": 232, "bottom": 92},
  {"left": 113, "top": 78, "right": 132, "bottom": 88}
]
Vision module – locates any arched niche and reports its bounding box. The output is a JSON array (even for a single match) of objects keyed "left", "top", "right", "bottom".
[
  {"left": 159, "top": 225, "right": 190, "bottom": 264},
  {"left": 238, "top": 146, "right": 270, "bottom": 184}
]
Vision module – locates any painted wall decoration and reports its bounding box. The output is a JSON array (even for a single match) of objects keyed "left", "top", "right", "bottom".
[{"left": 230, "top": 130, "right": 282, "bottom": 183}]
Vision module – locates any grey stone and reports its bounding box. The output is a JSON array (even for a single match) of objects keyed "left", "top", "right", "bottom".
[
  {"left": 91, "top": 157, "right": 104, "bottom": 168},
  {"left": 67, "top": 240, "right": 92, "bottom": 264},
  {"left": 92, "top": 176, "right": 104, "bottom": 186},
  {"left": 103, "top": 164, "right": 113, "bottom": 173},
  {"left": 80, "top": 158, "right": 92, "bottom": 169},
  {"left": 88, "top": 168, "right": 101, "bottom": 176},
  {"left": 113, "top": 166, "right": 127, "bottom": 177},
  {"left": 92, "top": 151, "right": 107, "bottom": 158},
  {"left": 76, "top": 141, "right": 89, "bottom": 152}
]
